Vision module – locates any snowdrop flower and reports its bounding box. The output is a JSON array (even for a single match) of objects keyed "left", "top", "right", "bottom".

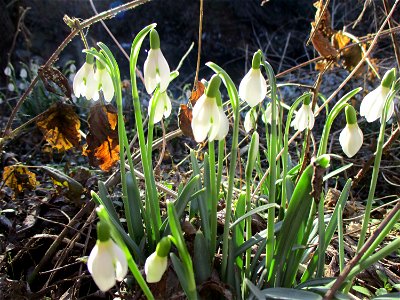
[
  {"left": 92, "top": 60, "right": 114, "bottom": 102},
  {"left": 87, "top": 221, "right": 128, "bottom": 292},
  {"left": 244, "top": 108, "right": 257, "bottom": 133},
  {"left": 192, "top": 75, "right": 229, "bottom": 142},
  {"left": 148, "top": 91, "right": 172, "bottom": 124},
  {"left": 145, "top": 237, "right": 171, "bottom": 283},
  {"left": 20, "top": 68, "right": 27, "bottom": 79},
  {"left": 360, "top": 68, "right": 396, "bottom": 123},
  {"left": 239, "top": 50, "right": 267, "bottom": 107},
  {"left": 144, "top": 29, "right": 170, "bottom": 94},
  {"left": 261, "top": 102, "right": 279, "bottom": 125},
  {"left": 73, "top": 54, "right": 97, "bottom": 100},
  {"left": 4, "top": 66, "right": 12, "bottom": 77},
  {"left": 339, "top": 105, "right": 363, "bottom": 158},
  {"left": 291, "top": 96, "right": 315, "bottom": 132},
  {"left": 7, "top": 83, "right": 15, "bottom": 92}
]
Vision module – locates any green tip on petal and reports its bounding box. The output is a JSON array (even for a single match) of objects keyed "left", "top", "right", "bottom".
[
  {"left": 97, "top": 220, "right": 110, "bottom": 242},
  {"left": 156, "top": 237, "right": 171, "bottom": 257},
  {"left": 303, "top": 94, "right": 311, "bottom": 105},
  {"left": 345, "top": 105, "right": 357, "bottom": 125},
  {"left": 205, "top": 74, "right": 221, "bottom": 98},
  {"left": 85, "top": 52, "right": 94, "bottom": 64},
  {"left": 252, "top": 50, "right": 262, "bottom": 69},
  {"left": 381, "top": 68, "right": 396, "bottom": 88},
  {"left": 150, "top": 29, "right": 161, "bottom": 49},
  {"left": 96, "top": 58, "right": 106, "bottom": 70}
]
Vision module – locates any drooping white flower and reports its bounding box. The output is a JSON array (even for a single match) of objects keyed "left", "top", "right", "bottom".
[
  {"left": 4, "top": 66, "right": 12, "bottom": 77},
  {"left": 360, "top": 68, "right": 396, "bottom": 123},
  {"left": 144, "top": 30, "right": 170, "bottom": 94},
  {"left": 144, "top": 237, "right": 171, "bottom": 283},
  {"left": 144, "top": 252, "right": 168, "bottom": 283},
  {"left": 20, "top": 68, "right": 27, "bottom": 79},
  {"left": 192, "top": 75, "right": 229, "bottom": 143},
  {"left": 290, "top": 103, "right": 315, "bottom": 132},
  {"left": 360, "top": 86, "right": 393, "bottom": 123},
  {"left": 92, "top": 66, "right": 114, "bottom": 102},
  {"left": 244, "top": 108, "right": 257, "bottom": 133},
  {"left": 339, "top": 124, "right": 363, "bottom": 158},
  {"left": 261, "top": 103, "right": 279, "bottom": 125},
  {"left": 148, "top": 91, "right": 172, "bottom": 124},
  {"left": 73, "top": 61, "right": 97, "bottom": 100},
  {"left": 7, "top": 83, "right": 15, "bottom": 92},
  {"left": 87, "top": 239, "right": 128, "bottom": 292},
  {"left": 239, "top": 51, "right": 267, "bottom": 107},
  {"left": 339, "top": 105, "right": 363, "bottom": 158}
]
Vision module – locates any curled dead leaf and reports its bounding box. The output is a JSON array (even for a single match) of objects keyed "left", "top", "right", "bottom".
[
  {"left": 83, "top": 104, "right": 120, "bottom": 171},
  {"left": 2, "top": 166, "right": 39, "bottom": 195},
  {"left": 39, "top": 65, "right": 72, "bottom": 98},
  {"left": 36, "top": 102, "right": 81, "bottom": 152}
]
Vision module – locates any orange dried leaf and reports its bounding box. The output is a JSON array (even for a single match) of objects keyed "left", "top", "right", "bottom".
[
  {"left": 36, "top": 103, "right": 81, "bottom": 152},
  {"left": 3, "top": 166, "right": 39, "bottom": 195},
  {"left": 178, "top": 104, "right": 194, "bottom": 140},
  {"left": 189, "top": 81, "right": 205, "bottom": 106},
  {"left": 84, "top": 104, "right": 120, "bottom": 171}
]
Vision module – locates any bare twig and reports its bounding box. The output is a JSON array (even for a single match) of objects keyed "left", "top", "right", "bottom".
[{"left": 7, "top": 7, "right": 30, "bottom": 65}]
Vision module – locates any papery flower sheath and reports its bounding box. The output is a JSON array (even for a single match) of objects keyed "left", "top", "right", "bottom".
[
  {"left": 360, "top": 68, "right": 396, "bottom": 123},
  {"left": 239, "top": 51, "right": 267, "bottom": 107},
  {"left": 339, "top": 105, "right": 363, "bottom": 158},
  {"left": 144, "top": 29, "right": 170, "bottom": 94},
  {"left": 192, "top": 75, "right": 229, "bottom": 142},
  {"left": 148, "top": 91, "right": 172, "bottom": 124},
  {"left": 73, "top": 56, "right": 97, "bottom": 100},
  {"left": 87, "top": 222, "right": 128, "bottom": 292}
]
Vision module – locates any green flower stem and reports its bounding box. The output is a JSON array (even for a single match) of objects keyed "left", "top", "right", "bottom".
[
  {"left": 129, "top": 24, "right": 161, "bottom": 243},
  {"left": 316, "top": 198, "right": 325, "bottom": 278},
  {"left": 357, "top": 83, "right": 399, "bottom": 250},
  {"left": 216, "top": 140, "right": 225, "bottom": 191},
  {"left": 206, "top": 62, "right": 239, "bottom": 281},
  {"left": 209, "top": 140, "right": 218, "bottom": 261},
  {"left": 167, "top": 202, "right": 198, "bottom": 299},
  {"left": 261, "top": 59, "right": 278, "bottom": 271},
  {"left": 96, "top": 206, "right": 154, "bottom": 300},
  {"left": 281, "top": 93, "right": 311, "bottom": 216},
  {"left": 147, "top": 89, "right": 160, "bottom": 160},
  {"left": 317, "top": 88, "right": 362, "bottom": 156},
  {"left": 337, "top": 204, "right": 345, "bottom": 273}
]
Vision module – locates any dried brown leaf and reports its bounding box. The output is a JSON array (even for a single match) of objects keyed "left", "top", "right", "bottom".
[{"left": 36, "top": 103, "right": 81, "bottom": 152}]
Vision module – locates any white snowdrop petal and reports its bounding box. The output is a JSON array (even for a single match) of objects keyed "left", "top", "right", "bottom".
[
  {"left": 112, "top": 243, "right": 128, "bottom": 281},
  {"left": 87, "top": 241, "right": 116, "bottom": 292},
  {"left": 214, "top": 107, "right": 229, "bottom": 140},
  {"left": 156, "top": 50, "right": 171, "bottom": 93},
  {"left": 239, "top": 69, "right": 267, "bottom": 107},
  {"left": 144, "top": 252, "right": 168, "bottom": 283},
  {"left": 339, "top": 124, "right": 363, "bottom": 158},
  {"left": 100, "top": 70, "right": 115, "bottom": 102},
  {"left": 20, "top": 68, "right": 28, "bottom": 79},
  {"left": 163, "top": 93, "right": 172, "bottom": 119},
  {"left": 144, "top": 49, "right": 158, "bottom": 94}
]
